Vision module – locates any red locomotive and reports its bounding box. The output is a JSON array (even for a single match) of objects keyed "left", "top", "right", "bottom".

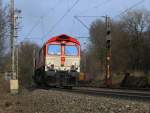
[{"left": 34, "top": 34, "right": 80, "bottom": 88}]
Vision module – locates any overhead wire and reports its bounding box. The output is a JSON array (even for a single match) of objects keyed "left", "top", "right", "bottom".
[
  {"left": 73, "top": 0, "right": 113, "bottom": 32},
  {"left": 74, "top": 15, "right": 103, "bottom": 30},
  {"left": 25, "top": 0, "right": 110, "bottom": 40},
  {"left": 25, "top": 0, "right": 146, "bottom": 41},
  {"left": 74, "top": 0, "right": 146, "bottom": 36},
  {"left": 74, "top": 16, "right": 89, "bottom": 30},
  {"left": 79, "top": 0, "right": 112, "bottom": 15},
  {"left": 41, "top": 17, "right": 46, "bottom": 43},
  {"left": 74, "top": 15, "right": 105, "bottom": 32},
  {"left": 65, "top": 0, "right": 113, "bottom": 40},
  {"left": 24, "top": 0, "right": 62, "bottom": 40},
  {"left": 114, "top": 0, "right": 146, "bottom": 18},
  {"left": 74, "top": 0, "right": 146, "bottom": 39},
  {"left": 69, "top": 16, "right": 75, "bottom": 34},
  {"left": 42, "top": 0, "right": 80, "bottom": 38},
  {"left": 25, "top": 17, "right": 42, "bottom": 39},
  {"left": 75, "top": 16, "right": 103, "bottom": 18}
]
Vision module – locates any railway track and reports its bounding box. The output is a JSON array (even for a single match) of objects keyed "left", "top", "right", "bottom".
[
  {"left": 31, "top": 84, "right": 150, "bottom": 100},
  {"left": 53, "top": 87, "right": 150, "bottom": 100}
]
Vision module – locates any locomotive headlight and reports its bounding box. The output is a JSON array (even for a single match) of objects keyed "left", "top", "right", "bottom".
[
  {"left": 47, "top": 63, "right": 54, "bottom": 70},
  {"left": 71, "top": 61, "right": 76, "bottom": 65},
  {"left": 51, "top": 64, "right": 54, "bottom": 69},
  {"left": 71, "top": 65, "right": 78, "bottom": 70},
  {"left": 71, "top": 61, "right": 78, "bottom": 71},
  {"left": 72, "top": 61, "right": 77, "bottom": 66},
  {"left": 71, "top": 65, "right": 75, "bottom": 70}
]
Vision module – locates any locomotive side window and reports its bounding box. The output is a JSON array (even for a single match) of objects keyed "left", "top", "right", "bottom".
[
  {"left": 65, "top": 45, "right": 78, "bottom": 56},
  {"left": 48, "top": 45, "right": 61, "bottom": 55}
]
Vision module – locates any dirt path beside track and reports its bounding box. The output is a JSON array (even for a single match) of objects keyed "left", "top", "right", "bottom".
[{"left": 0, "top": 88, "right": 149, "bottom": 113}]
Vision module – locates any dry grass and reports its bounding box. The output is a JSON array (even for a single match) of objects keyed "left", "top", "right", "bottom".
[
  {"left": 0, "top": 75, "right": 10, "bottom": 94},
  {"left": 0, "top": 89, "right": 150, "bottom": 113}
]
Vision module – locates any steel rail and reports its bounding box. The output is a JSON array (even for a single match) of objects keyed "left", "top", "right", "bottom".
[
  {"left": 30, "top": 85, "right": 150, "bottom": 100},
  {"left": 55, "top": 87, "right": 150, "bottom": 100}
]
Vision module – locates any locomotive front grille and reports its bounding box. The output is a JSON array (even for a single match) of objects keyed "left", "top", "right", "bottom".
[{"left": 45, "top": 56, "right": 80, "bottom": 72}]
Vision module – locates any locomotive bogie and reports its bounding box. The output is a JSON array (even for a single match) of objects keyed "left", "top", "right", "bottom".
[{"left": 43, "top": 70, "right": 79, "bottom": 87}]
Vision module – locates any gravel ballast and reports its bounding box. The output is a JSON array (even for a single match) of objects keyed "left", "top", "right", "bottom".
[{"left": 0, "top": 89, "right": 149, "bottom": 113}]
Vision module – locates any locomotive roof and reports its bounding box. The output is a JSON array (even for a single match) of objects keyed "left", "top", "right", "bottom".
[{"left": 46, "top": 34, "right": 80, "bottom": 45}]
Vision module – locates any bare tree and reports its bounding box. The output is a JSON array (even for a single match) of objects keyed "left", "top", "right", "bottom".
[
  {"left": 121, "top": 9, "right": 150, "bottom": 71},
  {"left": 89, "top": 20, "right": 106, "bottom": 73},
  {"left": 0, "top": 1, "right": 9, "bottom": 71},
  {"left": 19, "top": 41, "right": 40, "bottom": 88},
  {"left": 89, "top": 21, "right": 129, "bottom": 76},
  {"left": 89, "top": 9, "right": 150, "bottom": 78}
]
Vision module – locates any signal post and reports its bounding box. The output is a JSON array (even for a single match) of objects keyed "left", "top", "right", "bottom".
[
  {"left": 10, "top": 0, "right": 21, "bottom": 94},
  {"left": 105, "top": 16, "right": 112, "bottom": 87}
]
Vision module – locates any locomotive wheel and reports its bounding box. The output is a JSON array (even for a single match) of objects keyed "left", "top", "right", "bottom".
[
  {"left": 44, "top": 76, "right": 57, "bottom": 88},
  {"left": 33, "top": 75, "right": 41, "bottom": 86},
  {"left": 34, "top": 71, "right": 44, "bottom": 86}
]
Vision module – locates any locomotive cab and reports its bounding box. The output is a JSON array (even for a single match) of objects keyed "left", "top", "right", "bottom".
[
  {"left": 34, "top": 34, "right": 80, "bottom": 87},
  {"left": 46, "top": 43, "right": 80, "bottom": 72}
]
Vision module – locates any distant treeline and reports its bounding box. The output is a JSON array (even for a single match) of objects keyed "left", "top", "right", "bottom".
[{"left": 84, "top": 9, "right": 150, "bottom": 79}]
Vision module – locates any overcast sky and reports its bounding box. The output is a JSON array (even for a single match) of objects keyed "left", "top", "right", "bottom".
[{"left": 3, "top": 0, "right": 150, "bottom": 46}]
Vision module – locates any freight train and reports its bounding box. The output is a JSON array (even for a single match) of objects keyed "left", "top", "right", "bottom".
[{"left": 33, "top": 34, "right": 80, "bottom": 88}]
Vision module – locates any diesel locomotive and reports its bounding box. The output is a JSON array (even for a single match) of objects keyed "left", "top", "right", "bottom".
[{"left": 33, "top": 34, "right": 80, "bottom": 88}]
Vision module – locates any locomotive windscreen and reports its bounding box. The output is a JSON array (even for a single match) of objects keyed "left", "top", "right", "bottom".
[
  {"left": 65, "top": 45, "right": 78, "bottom": 56},
  {"left": 48, "top": 45, "right": 61, "bottom": 55}
]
